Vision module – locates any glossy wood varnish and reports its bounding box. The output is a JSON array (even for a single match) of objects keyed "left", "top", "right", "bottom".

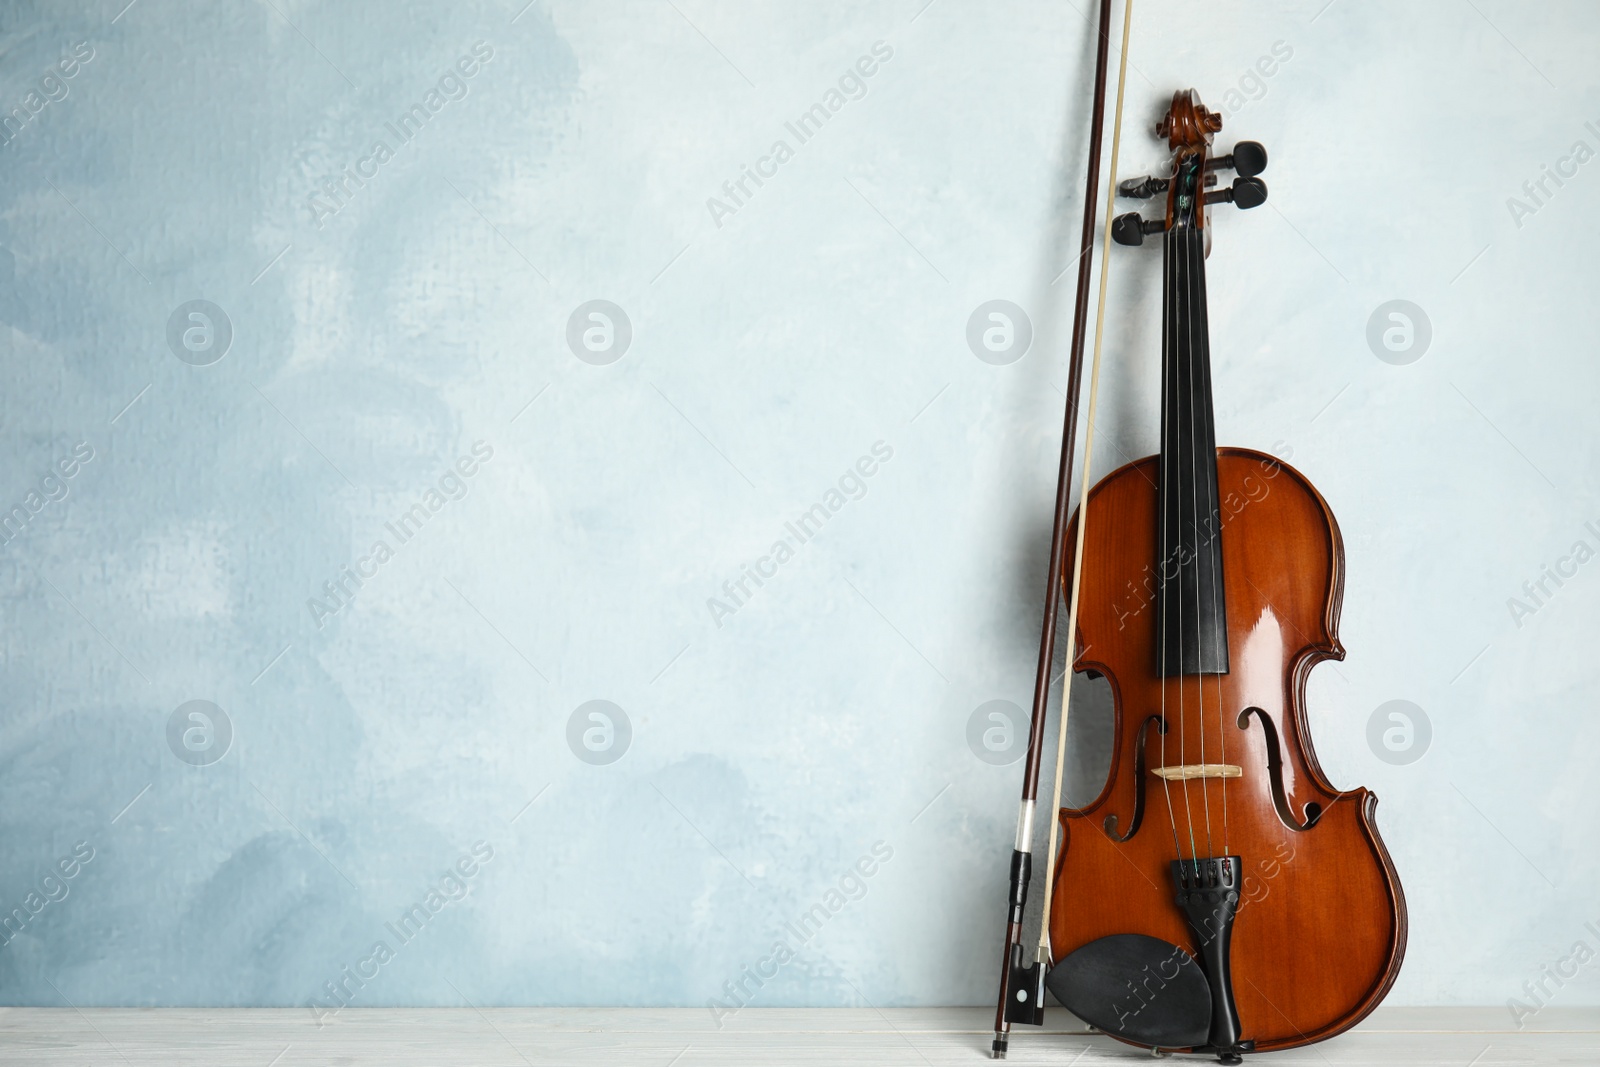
[{"left": 1048, "top": 448, "right": 1407, "bottom": 1053}]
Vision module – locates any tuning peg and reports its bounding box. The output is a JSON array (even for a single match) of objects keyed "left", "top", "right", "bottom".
[
  {"left": 1112, "top": 212, "right": 1166, "bottom": 246},
  {"left": 1209, "top": 140, "right": 1267, "bottom": 178},
  {"left": 1205, "top": 176, "right": 1268, "bottom": 209},
  {"left": 1117, "top": 174, "right": 1168, "bottom": 199},
  {"left": 1120, "top": 173, "right": 1217, "bottom": 199}
]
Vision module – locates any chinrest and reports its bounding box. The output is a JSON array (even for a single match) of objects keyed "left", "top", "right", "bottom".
[{"left": 1045, "top": 933, "right": 1212, "bottom": 1049}]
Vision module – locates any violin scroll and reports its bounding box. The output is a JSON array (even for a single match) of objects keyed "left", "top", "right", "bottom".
[
  {"left": 1156, "top": 88, "right": 1221, "bottom": 149},
  {"left": 1112, "top": 89, "right": 1270, "bottom": 246}
]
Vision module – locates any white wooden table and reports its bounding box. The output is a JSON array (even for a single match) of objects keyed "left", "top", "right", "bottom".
[{"left": 0, "top": 1006, "right": 1592, "bottom": 1065}]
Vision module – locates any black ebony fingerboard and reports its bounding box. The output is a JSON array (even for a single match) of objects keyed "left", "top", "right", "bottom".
[{"left": 1156, "top": 212, "right": 1229, "bottom": 677}]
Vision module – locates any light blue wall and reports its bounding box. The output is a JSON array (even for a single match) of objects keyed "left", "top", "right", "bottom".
[{"left": 0, "top": 0, "right": 1595, "bottom": 1018}]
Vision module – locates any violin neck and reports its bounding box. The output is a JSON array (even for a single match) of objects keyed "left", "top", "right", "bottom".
[{"left": 1157, "top": 220, "right": 1230, "bottom": 677}]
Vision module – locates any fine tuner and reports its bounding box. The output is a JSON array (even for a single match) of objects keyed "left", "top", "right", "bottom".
[{"left": 1112, "top": 133, "right": 1269, "bottom": 246}]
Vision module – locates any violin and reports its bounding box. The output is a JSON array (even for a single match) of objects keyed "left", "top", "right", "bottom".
[{"left": 1040, "top": 91, "right": 1406, "bottom": 1060}]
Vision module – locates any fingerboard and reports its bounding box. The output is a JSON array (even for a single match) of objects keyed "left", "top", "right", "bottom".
[{"left": 1156, "top": 208, "right": 1229, "bottom": 677}]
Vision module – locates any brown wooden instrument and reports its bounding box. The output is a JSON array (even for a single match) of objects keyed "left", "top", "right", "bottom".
[{"left": 1039, "top": 90, "right": 1407, "bottom": 1060}]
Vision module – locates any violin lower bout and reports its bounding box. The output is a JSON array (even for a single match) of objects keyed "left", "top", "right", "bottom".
[{"left": 1048, "top": 448, "right": 1406, "bottom": 1053}]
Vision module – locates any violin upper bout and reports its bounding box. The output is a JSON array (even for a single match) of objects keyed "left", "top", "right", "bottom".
[{"left": 1215, "top": 447, "right": 1346, "bottom": 660}]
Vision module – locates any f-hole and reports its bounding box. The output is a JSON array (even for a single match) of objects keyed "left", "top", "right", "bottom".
[
  {"left": 1238, "top": 706, "right": 1323, "bottom": 831},
  {"left": 1103, "top": 714, "right": 1164, "bottom": 842}
]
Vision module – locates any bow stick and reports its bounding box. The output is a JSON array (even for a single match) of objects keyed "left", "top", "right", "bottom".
[{"left": 990, "top": 0, "right": 1134, "bottom": 1057}]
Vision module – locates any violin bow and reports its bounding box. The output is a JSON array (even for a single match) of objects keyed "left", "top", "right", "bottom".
[{"left": 991, "top": 0, "right": 1134, "bottom": 1057}]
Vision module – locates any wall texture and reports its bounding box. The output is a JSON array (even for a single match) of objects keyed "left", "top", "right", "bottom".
[{"left": 0, "top": 0, "right": 1595, "bottom": 1019}]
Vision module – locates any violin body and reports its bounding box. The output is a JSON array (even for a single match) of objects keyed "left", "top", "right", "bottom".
[
  {"left": 1049, "top": 448, "right": 1406, "bottom": 1051},
  {"left": 995, "top": 87, "right": 1406, "bottom": 1061}
]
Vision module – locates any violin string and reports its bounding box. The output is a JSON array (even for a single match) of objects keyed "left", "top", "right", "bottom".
[
  {"left": 1196, "top": 187, "right": 1230, "bottom": 859},
  {"left": 1183, "top": 173, "right": 1213, "bottom": 862},
  {"left": 1168, "top": 208, "right": 1198, "bottom": 869},
  {"left": 1157, "top": 216, "right": 1182, "bottom": 865}
]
